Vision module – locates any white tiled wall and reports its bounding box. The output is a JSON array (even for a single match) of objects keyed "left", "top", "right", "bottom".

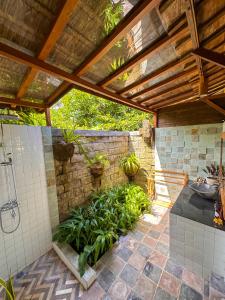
[{"left": 0, "top": 125, "right": 52, "bottom": 279}]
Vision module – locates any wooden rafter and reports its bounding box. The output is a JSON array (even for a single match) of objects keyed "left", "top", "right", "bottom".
[
  {"left": 131, "top": 66, "right": 197, "bottom": 101},
  {"left": 0, "top": 43, "right": 151, "bottom": 113},
  {"left": 45, "top": 0, "right": 161, "bottom": 105},
  {"left": 209, "top": 93, "right": 225, "bottom": 100},
  {"left": 0, "top": 97, "right": 46, "bottom": 109},
  {"left": 74, "top": 0, "right": 161, "bottom": 76},
  {"left": 16, "top": 0, "right": 78, "bottom": 99},
  {"left": 139, "top": 82, "right": 191, "bottom": 105},
  {"left": 201, "top": 97, "right": 225, "bottom": 116},
  {"left": 119, "top": 55, "right": 194, "bottom": 96},
  {"left": 193, "top": 48, "right": 225, "bottom": 69},
  {"left": 98, "top": 25, "right": 189, "bottom": 87},
  {"left": 148, "top": 91, "right": 197, "bottom": 110}
]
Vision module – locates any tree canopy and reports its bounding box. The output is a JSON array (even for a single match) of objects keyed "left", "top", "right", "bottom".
[{"left": 0, "top": 89, "right": 152, "bottom": 130}]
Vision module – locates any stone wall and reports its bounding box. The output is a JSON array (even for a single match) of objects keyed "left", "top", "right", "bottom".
[
  {"left": 129, "top": 131, "right": 154, "bottom": 190},
  {"left": 155, "top": 123, "right": 223, "bottom": 202},
  {"left": 52, "top": 130, "right": 129, "bottom": 222},
  {"left": 52, "top": 128, "right": 154, "bottom": 222}
]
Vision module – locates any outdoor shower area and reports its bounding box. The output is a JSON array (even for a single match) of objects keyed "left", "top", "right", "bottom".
[{"left": 1, "top": 0, "right": 225, "bottom": 299}]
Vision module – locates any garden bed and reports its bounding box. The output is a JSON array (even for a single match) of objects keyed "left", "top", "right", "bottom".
[{"left": 53, "top": 184, "right": 151, "bottom": 287}]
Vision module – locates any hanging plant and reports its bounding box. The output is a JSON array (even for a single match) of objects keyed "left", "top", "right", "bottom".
[
  {"left": 88, "top": 153, "right": 110, "bottom": 178},
  {"left": 120, "top": 153, "right": 140, "bottom": 182},
  {"left": 53, "top": 130, "right": 76, "bottom": 162}
]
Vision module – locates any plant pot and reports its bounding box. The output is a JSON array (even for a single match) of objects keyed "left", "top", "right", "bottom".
[
  {"left": 90, "top": 163, "right": 104, "bottom": 177},
  {"left": 53, "top": 142, "right": 74, "bottom": 162},
  {"left": 206, "top": 177, "right": 219, "bottom": 186}
]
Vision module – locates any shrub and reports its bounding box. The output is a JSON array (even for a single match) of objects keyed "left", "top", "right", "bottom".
[{"left": 53, "top": 184, "right": 151, "bottom": 276}]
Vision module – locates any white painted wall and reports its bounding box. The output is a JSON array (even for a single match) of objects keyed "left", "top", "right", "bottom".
[{"left": 0, "top": 125, "right": 52, "bottom": 279}]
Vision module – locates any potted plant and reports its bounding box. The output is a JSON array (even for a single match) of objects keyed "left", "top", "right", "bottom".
[
  {"left": 120, "top": 153, "right": 140, "bottom": 182},
  {"left": 0, "top": 275, "right": 15, "bottom": 300},
  {"left": 88, "top": 153, "right": 109, "bottom": 178},
  {"left": 203, "top": 163, "right": 224, "bottom": 185},
  {"left": 53, "top": 130, "right": 77, "bottom": 162}
]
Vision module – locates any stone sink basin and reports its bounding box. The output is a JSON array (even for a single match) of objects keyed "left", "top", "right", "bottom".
[{"left": 189, "top": 182, "right": 219, "bottom": 200}]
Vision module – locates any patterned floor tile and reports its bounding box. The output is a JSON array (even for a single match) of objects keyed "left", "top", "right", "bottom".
[
  {"left": 120, "top": 264, "right": 139, "bottom": 287},
  {"left": 135, "top": 222, "right": 150, "bottom": 234},
  {"left": 134, "top": 274, "right": 156, "bottom": 300},
  {"left": 154, "top": 287, "right": 177, "bottom": 300},
  {"left": 97, "top": 267, "right": 115, "bottom": 292},
  {"left": 117, "top": 246, "right": 133, "bottom": 262},
  {"left": 165, "top": 258, "right": 183, "bottom": 279},
  {"left": 209, "top": 287, "right": 225, "bottom": 300},
  {"left": 80, "top": 282, "right": 104, "bottom": 300},
  {"left": 137, "top": 244, "right": 152, "bottom": 259},
  {"left": 128, "top": 252, "right": 146, "bottom": 271},
  {"left": 127, "top": 290, "right": 143, "bottom": 300},
  {"left": 159, "top": 271, "right": 181, "bottom": 298},
  {"left": 106, "top": 255, "right": 125, "bottom": 276},
  {"left": 179, "top": 283, "right": 203, "bottom": 300},
  {"left": 182, "top": 268, "right": 204, "bottom": 294},
  {"left": 129, "top": 230, "right": 144, "bottom": 241},
  {"left": 159, "top": 233, "right": 169, "bottom": 245},
  {"left": 148, "top": 250, "right": 167, "bottom": 268},
  {"left": 148, "top": 230, "right": 161, "bottom": 239},
  {"left": 155, "top": 241, "right": 169, "bottom": 256},
  {"left": 210, "top": 273, "right": 225, "bottom": 295},
  {"left": 143, "top": 262, "right": 162, "bottom": 284},
  {"left": 143, "top": 236, "right": 157, "bottom": 248},
  {"left": 108, "top": 278, "right": 131, "bottom": 300}
]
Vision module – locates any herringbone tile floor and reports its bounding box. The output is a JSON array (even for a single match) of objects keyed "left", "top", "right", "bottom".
[{"left": 0, "top": 250, "right": 80, "bottom": 300}]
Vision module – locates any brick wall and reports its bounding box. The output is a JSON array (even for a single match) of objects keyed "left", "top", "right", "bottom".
[
  {"left": 155, "top": 123, "right": 223, "bottom": 202},
  {"left": 52, "top": 128, "right": 154, "bottom": 222}
]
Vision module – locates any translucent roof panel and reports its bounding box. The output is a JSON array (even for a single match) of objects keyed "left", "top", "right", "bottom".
[
  {"left": 0, "top": 57, "right": 28, "bottom": 98},
  {"left": 81, "top": 8, "right": 166, "bottom": 83},
  {"left": 0, "top": 0, "right": 62, "bottom": 55},
  {"left": 24, "top": 72, "right": 63, "bottom": 101},
  {"left": 47, "top": 0, "right": 140, "bottom": 73},
  {"left": 105, "top": 45, "right": 177, "bottom": 92}
]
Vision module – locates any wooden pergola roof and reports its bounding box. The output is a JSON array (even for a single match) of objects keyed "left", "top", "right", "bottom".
[{"left": 0, "top": 0, "right": 225, "bottom": 117}]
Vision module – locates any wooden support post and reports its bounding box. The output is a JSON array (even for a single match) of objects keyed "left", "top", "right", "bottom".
[
  {"left": 153, "top": 112, "right": 158, "bottom": 128},
  {"left": 45, "top": 108, "right": 52, "bottom": 126}
]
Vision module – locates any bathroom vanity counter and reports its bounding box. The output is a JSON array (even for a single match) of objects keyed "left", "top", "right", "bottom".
[
  {"left": 171, "top": 184, "right": 225, "bottom": 231},
  {"left": 170, "top": 184, "right": 225, "bottom": 278}
]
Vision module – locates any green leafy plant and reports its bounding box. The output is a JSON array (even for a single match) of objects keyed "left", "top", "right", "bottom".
[
  {"left": 102, "top": 1, "right": 124, "bottom": 36},
  {"left": 53, "top": 184, "right": 151, "bottom": 276},
  {"left": 0, "top": 276, "right": 15, "bottom": 300},
  {"left": 88, "top": 153, "right": 109, "bottom": 168},
  {"left": 109, "top": 57, "right": 130, "bottom": 82},
  {"left": 120, "top": 153, "right": 141, "bottom": 181}
]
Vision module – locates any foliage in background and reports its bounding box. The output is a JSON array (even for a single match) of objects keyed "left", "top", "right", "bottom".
[
  {"left": 0, "top": 276, "right": 15, "bottom": 300},
  {"left": 0, "top": 89, "right": 151, "bottom": 130},
  {"left": 53, "top": 184, "right": 151, "bottom": 276},
  {"left": 102, "top": 1, "right": 124, "bottom": 36}
]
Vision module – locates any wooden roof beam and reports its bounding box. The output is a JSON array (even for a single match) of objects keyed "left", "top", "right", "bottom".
[
  {"left": 131, "top": 66, "right": 197, "bottom": 101},
  {"left": 16, "top": 0, "right": 78, "bottom": 99},
  {"left": 201, "top": 97, "right": 225, "bottom": 116},
  {"left": 193, "top": 48, "right": 225, "bottom": 69},
  {"left": 98, "top": 25, "right": 189, "bottom": 88},
  {"left": 139, "top": 82, "right": 191, "bottom": 105},
  {"left": 185, "top": 0, "right": 206, "bottom": 99},
  {"left": 0, "top": 43, "right": 151, "bottom": 113},
  {"left": 74, "top": 0, "right": 161, "bottom": 76},
  {"left": 0, "top": 97, "right": 46, "bottom": 109},
  {"left": 45, "top": 0, "right": 161, "bottom": 106},
  {"left": 147, "top": 91, "right": 196, "bottom": 110},
  {"left": 119, "top": 55, "right": 194, "bottom": 96}
]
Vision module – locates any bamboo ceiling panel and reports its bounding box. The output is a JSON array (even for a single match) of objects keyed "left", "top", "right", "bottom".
[{"left": 0, "top": 0, "right": 224, "bottom": 113}]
